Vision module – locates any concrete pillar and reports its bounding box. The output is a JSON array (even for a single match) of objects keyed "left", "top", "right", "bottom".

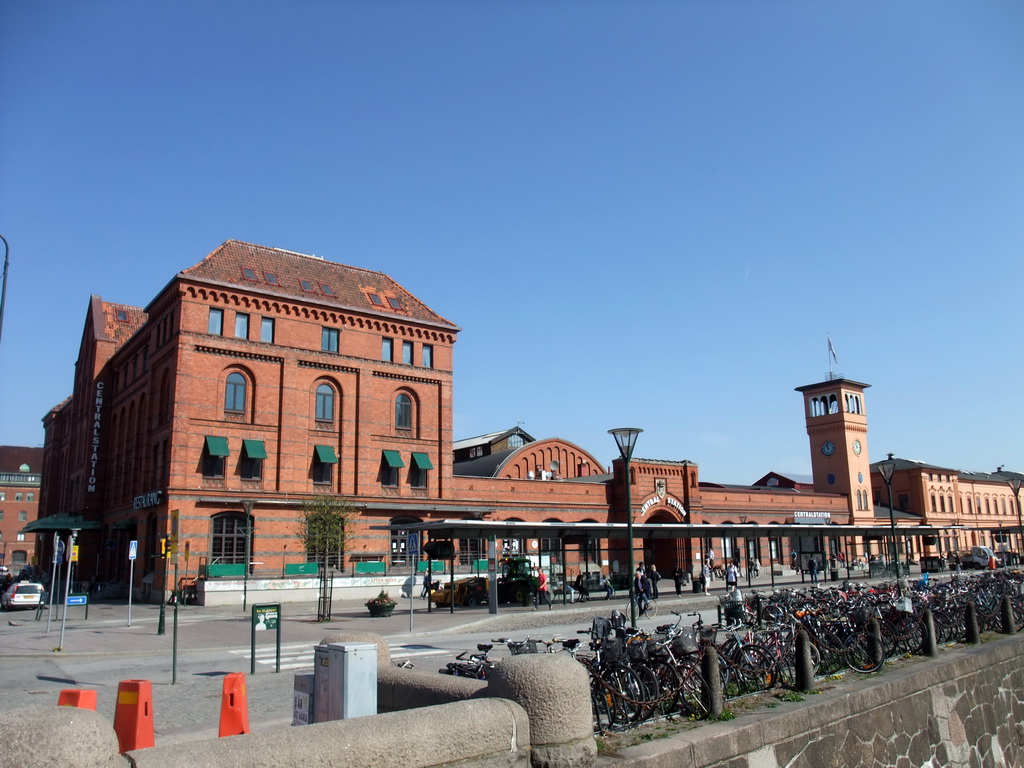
[
  {"left": 0, "top": 705, "right": 123, "bottom": 768},
  {"left": 487, "top": 653, "right": 595, "bottom": 768}
]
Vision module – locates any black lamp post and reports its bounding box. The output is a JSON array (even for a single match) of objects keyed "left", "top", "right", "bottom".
[
  {"left": 241, "top": 500, "right": 255, "bottom": 611},
  {"left": 0, "top": 233, "right": 8, "bottom": 349},
  {"left": 609, "top": 427, "right": 642, "bottom": 628},
  {"left": 876, "top": 456, "right": 900, "bottom": 581}
]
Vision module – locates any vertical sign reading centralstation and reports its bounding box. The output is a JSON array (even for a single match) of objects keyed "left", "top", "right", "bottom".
[{"left": 87, "top": 381, "right": 105, "bottom": 492}]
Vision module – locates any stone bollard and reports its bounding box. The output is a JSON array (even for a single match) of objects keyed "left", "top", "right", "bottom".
[
  {"left": 700, "top": 641, "right": 724, "bottom": 719},
  {"left": 487, "top": 652, "right": 595, "bottom": 768},
  {"left": 1000, "top": 595, "right": 1017, "bottom": 636},
  {"left": 920, "top": 608, "right": 938, "bottom": 657},
  {"left": 794, "top": 628, "right": 815, "bottom": 692},
  {"left": 0, "top": 705, "right": 123, "bottom": 768},
  {"left": 965, "top": 601, "right": 980, "bottom": 644}
]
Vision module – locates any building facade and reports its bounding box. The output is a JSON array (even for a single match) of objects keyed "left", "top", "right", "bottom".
[
  {"left": 35, "top": 241, "right": 1022, "bottom": 600},
  {"left": 0, "top": 446, "right": 44, "bottom": 571}
]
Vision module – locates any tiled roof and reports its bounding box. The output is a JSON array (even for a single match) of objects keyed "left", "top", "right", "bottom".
[
  {"left": 0, "top": 446, "right": 45, "bottom": 473},
  {"left": 100, "top": 300, "right": 148, "bottom": 347},
  {"left": 179, "top": 240, "right": 458, "bottom": 330}
]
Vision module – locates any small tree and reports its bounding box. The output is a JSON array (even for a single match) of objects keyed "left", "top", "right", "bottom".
[{"left": 298, "top": 494, "right": 356, "bottom": 569}]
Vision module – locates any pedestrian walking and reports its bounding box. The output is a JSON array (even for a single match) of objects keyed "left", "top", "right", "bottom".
[
  {"left": 533, "top": 568, "right": 552, "bottom": 609},
  {"left": 725, "top": 561, "right": 739, "bottom": 591},
  {"left": 701, "top": 561, "right": 710, "bottom": 593},
  {"left": 808, "top": 557, "right": 819, "bottom": 584}
]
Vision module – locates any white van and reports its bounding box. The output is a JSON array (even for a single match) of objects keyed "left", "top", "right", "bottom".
[{"left": 965, "top": 546, "right": 1000, "bottom": 569}]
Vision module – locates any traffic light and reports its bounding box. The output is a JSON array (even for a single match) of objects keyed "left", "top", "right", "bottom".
[{"left": 160, "top": 537, "right": 168, "bottom": 557}]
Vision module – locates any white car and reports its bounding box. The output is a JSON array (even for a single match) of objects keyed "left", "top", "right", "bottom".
[{"left": 1, "top": 582, "right": 44, "bottom": 610}]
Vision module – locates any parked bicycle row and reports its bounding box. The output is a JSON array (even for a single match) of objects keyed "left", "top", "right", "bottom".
[{"left": 436, "top": 569, "right": 1024, "bottom": 732}]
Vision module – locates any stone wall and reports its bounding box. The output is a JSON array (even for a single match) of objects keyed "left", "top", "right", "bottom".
[{"left": 598, "top": 634, "right": 1024, "bottom": 768}]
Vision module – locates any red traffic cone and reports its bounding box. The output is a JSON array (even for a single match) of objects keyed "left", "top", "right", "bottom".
[
  {"left": 58, "top": 689, "right": 97, "bottom": 710},
  {"left": 113, "top": 679, "right": 155, "bottom": 752}
]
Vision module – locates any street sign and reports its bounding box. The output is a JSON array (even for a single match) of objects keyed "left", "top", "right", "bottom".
[
  {"left": 54, "top": 537, "right": 65, "bottom": 564},
  {"left": 70, "top": 545, "right": 79, "bottom": 563},
  {"left": 407, "top": 532, "right": 420, "bottom": 557},
  {"left": 66, "top": 594, "right": 87, "bottom": 606},
  {"left": 128, "top": 540, "right": 138, "bottom": 561}
]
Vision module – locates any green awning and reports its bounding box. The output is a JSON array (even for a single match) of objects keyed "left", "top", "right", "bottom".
[
  {"left": 242, "top": 439, "right": 268, "bottom": 459},
  {"left": 204, "top": 435, "right": 230, "bottom": 457},
  {"left": 382, "top": 450, "right": 405, "bottom": 468},
  {"left": 22, "top": 514, "right": 103, "bottom": 533},
  {"left": 411, "top": 452, "right": 434, "bottom": 470},
  {"left": 314, "top": 445, "right": 338, "bottom": 464}
]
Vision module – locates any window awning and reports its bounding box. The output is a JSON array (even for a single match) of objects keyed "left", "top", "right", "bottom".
[
  {"left": 314, "top": 445, "right": 338, "bottom": 464},
  {"left": 382, "top": 450, "right": 406, "bottom": 468},
  {"left": 411, "top": 452, "right": 434, "bottom": 470},
  {"left": 242, "top": 439, "right": 268, "bottom": 459},
  {"left": 204, "top": 435, "right": 230, "bottom": 457}
]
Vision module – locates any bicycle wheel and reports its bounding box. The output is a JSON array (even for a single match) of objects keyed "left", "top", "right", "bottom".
[
  {"left": 648, "top": 660, "right": 681, "bottom": 718},
  {"left": 642, "top": 600, "right": 659, "bottom": 619},
  {"left": 602, "top": 663, "right": 646, "bottom": 725},
  {"left": 843, "top": 630, "right": 884, "bottom": 674},
  {"left": 676, "top": 658, "right": 710, "bottom": 720}
]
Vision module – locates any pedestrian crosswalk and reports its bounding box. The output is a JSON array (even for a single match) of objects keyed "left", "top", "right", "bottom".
[{"left": 229, "top": 642, "right": 449, "bottom": 671}]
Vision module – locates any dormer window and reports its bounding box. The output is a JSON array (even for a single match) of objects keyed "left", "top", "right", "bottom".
[
  {"left": 300, "top": 279, "right": 315, "bottom": 292},
  {"left": 387, "top": 297, "right": 403, "bottom": 309},
  {"left": 320, "top": 283, "right": 334, "bottom": 296},
  {"left": 242, "top": 268, "right": 258, "bottom": 281},
  {"left": 264, "top": 272, "right": 279, "bottom": 285},
  {"left": 368, "top": 293, "right": 384, "bottom": 306},
  {"left": 116, "top": 310, "right": 128, "bottom": 322}
]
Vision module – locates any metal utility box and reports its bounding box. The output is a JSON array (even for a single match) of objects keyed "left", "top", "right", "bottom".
[
  {"left": 293, "top": 673, "right": 314, "bottom": 726},
  {"left": 313, "top": 642, "right": 378, "bottom": 722}
]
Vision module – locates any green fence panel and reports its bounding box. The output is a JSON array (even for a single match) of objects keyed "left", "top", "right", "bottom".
[
  {"left": 416, "top": 560, "right": 444, "bottom": 572},
  {"left": 206, "top": 563, "right": 246, "bottom": 578},
  {"left": 284, "top": 562, "right": 319, "bottom": 575},
  {"left": 354, "top": 562, "right": 386, "bottom": 574}
]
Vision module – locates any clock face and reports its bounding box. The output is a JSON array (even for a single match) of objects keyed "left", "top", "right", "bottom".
[
  {"left": 821, "top": 441, "right": 836, "bottom": 456},
  {"left": 852, "top": 439, "right": 862, "bottom": 455}
]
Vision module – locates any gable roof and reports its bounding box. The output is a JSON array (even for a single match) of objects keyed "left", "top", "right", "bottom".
[
  {"left": 453, "top": 426, "right": 536, "bottom": 452},
  {"left": 177, "top": 240, "right": 458, "bottom": 331}
]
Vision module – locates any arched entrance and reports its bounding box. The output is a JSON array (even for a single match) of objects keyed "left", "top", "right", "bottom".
[{"left": 644, "top": 510, "right": 691, "bottom": 579}]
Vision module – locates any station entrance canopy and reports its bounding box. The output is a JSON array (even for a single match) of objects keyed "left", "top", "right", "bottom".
[{"left": 383, "top": 519, "right": 960, "bottom": 541}]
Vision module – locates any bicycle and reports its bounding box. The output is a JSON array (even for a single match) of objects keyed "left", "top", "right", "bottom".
[{"left": 624, "top": 596, "right": 659, "bottom": 619}]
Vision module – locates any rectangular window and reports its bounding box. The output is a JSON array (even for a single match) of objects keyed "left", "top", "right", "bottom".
[
  {"left": 402, "top": 341, "right": 413, "bottom": 365},
  {"left": 242, "top": 267, "right": 258, "bottom": 281},
  {"left": 380, "top": 450, "right": 404, "bottom": 487},
  {"left": 368, "top": 293, "right": 384, "bottom": 306},
  {"left": 26, "top": 493, "right": 33, "bottom": 502},
  {"left": 382, "top": 337, "right": 393, "bottom": 362},
  {"left": 387, "top": 297, "right": 403, "bottom": 309},
  {"left": 322, "top": 327, "right": 339, "bottom": 353},
  {"left": 265, "top": 271, "right": 279, "bottom": 285},
  {"left": 241, "top": 439, "right": 267, "bottom": 480},
  {"left": 320, "top": 283, "right": 334, "bottom": 296},
  {"left": 409, "top": 452, "right": 433, "bottom": 489},
  {"left": 18, "top": 510, "right": 27, "bottom": 522},
  {"left": 202, "top": 435, "right": 230, "bottom": 478},
  {"left": 15, "top": 493, "right": 22, "bottom": 502},
  {"left": 422, "top": 344, "right": 433, "bottom": 368},
  {"left": 208, "top": 308, "right": 224, "bottom": 335},
  {"left": 300, "top": 279, "right": 315, "bottom": 292},
  {"left": 0, "top": 510, "right": 4, "bottom": 520},
  {"left": 260, "top": 317, "right": 275, "bottom": 343},
  {"left": 234, "top": 312, "right": 250, "bottom": 339},
  {"left": 313, "top": 444, "right": 338, "bottom": 485},
  {"left": 0, "top": 493, "right": 4, "bottom": 501}
]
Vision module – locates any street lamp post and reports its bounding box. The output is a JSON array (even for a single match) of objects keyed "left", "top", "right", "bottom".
[
  {"left": 876, "top": 457, "right": 901, "bottom": 583},
  {"left": 609, "top": 428, "right": 642, "bottom": 629},
  {"left": 241, "top": 500, "right": 255, "bottom": 612},
  {"left": 1008, "top": 477, "right": 1023, "bottom": 566}
]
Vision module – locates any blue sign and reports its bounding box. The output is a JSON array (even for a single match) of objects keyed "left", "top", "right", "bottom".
[
  {"left": 407, "top": 532, "right": 420, "bottom": 556},
  {"left": 128, "top": 540, "right": 138, "bottom": 561},
  {"left": 66, "top": 595, "right": 87, "bottom": 606}
]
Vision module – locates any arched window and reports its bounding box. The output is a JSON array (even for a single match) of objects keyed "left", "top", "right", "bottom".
[
  {"left": 211, "top": 512, "right": 251, "bottom": 568},
  {"left": 395, "top": 393, "right": 412, "bottom": 431},
  {"left": 224, "top": 372, "right": 247, "bottom": 413},
  {"left": 315, "top": 384, "right": 335, "bottom": 422}
]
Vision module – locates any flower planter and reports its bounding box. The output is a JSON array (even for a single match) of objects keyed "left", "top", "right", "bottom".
[{"left": 366, "top": 602, "right": 396, "bottom": 618}]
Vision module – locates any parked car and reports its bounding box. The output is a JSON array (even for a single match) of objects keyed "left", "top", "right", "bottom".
[
  {"left": 1, "top": 582, "right": 44, "bottom": 610},
  {"left": 958, "top": 546, "right": 1000, "bottom": 570}
]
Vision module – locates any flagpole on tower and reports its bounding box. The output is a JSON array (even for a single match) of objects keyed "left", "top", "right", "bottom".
[{"left": 827, "top": 335, "right": 839, "bottom": 379}]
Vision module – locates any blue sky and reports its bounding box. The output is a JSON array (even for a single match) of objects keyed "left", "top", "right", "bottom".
[{"left": 2, "top": 2, "right": 1022, "bottom": 482}]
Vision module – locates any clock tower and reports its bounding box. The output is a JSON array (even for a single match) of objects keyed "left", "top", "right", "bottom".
[{"left": 795, "top": 377, "right": 874, "bottom": 522}]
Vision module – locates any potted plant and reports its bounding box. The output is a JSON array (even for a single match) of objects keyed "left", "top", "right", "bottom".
[{"left": 366, "top": 590, "right": 397, "bottom": 618}]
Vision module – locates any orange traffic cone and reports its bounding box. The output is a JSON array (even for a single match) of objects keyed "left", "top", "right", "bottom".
[
  {"left": 113, "top": 679, "right": 155, "bottom": 752},
  {"left": 218, "top": 672, "right": 250, "bottom": 737},
  {"left": 58, "top": 689, "right": 97, "bottom": 710}
]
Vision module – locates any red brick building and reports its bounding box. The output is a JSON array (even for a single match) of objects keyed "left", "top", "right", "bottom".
[
  {"left": 35, "top": 241, "right": 1021, "bottom": 601},
  {"left": 0, "top": 446, "right": 44, "bottom": 572}
]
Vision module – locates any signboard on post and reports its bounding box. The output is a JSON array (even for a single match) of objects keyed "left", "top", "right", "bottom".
[
  {"left": 128, "top": 540, "right": 138, "bottom": 561},
  {"left": 251, "top": 603, "right": 282, "bottom": 674},
  {"left": 407, "top": 532, "right": 420, "bottom": 557}
]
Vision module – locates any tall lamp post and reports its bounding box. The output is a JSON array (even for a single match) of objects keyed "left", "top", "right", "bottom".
[
  {"left": 241, "top": 500, "right": 255, "bottom": 612},
  {"left": 609, "top": 427, "right": 642, "bottom": 629},
  {"left": 0, "top": 233, "right": 9, "bottom": 348},
  {"left": 876, "top": 457, "right": 901, "bottom": 582},
  {"left": 1008, "top": 477, "right": 1023, "bottom": 565}
]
